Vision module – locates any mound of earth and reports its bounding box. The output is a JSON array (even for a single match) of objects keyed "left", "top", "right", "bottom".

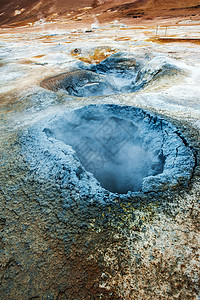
[{"left": 40, "top": 52, "right": 182, "bottom": 97}]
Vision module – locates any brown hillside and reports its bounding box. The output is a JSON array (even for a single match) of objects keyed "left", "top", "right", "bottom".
[{"left": 1, "top": 0, "right": 200, "bottom": 26}]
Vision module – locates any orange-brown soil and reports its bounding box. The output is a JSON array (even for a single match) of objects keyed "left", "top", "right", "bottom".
[
  {"left": 150, "top": 37, "right": 200, "bottom": 45},
  {"left": 1, "top": 0, "right": 200, "bottom": 28},
  {"left": 71, "top": 47, "right": 117, "bottom": 64}
]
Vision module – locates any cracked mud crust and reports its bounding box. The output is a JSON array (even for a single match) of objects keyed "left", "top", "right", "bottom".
[{"left": 0, "top": 107, "right": 199, "bottom": 299}]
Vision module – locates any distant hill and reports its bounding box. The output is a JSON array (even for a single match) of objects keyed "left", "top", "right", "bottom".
[
  {"left": 1, "top": 0, "right": 200, "bottom": 26},
  {"left": 0, "top": 0, "right": 93, "bottom": 26}
]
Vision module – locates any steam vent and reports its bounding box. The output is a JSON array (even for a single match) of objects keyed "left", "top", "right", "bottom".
[
  {"left": 24, "top": 104, "right": 195, "bottom": 197},
  {"left": 40, "top": 52, "right": 181, "bottom": 97}
]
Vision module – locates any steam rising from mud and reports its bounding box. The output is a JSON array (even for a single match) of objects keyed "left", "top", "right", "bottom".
[
  {"left": 24, "top": 105, "right": 195, "bottom": 196},
  {"left": 40, "top": 53, "right": 181, "bottom": 97},
  {"left": 44, "top": 109, "right": 164, "bottom": 193}
]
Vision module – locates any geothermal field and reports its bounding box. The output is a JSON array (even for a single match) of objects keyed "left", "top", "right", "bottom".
[{"left": 0, "top": 1, "right": 200, "bottom": 299}]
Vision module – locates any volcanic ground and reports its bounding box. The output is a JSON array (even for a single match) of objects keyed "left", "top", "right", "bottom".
[{"left": 0, "top": 19, "right": 200, "bottom": 300}]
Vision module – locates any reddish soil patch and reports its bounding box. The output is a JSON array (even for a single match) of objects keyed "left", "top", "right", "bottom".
[
  {"left": 71, "top": 47, "right": 117, "bottom": 64},
  {"left": 1, "top": 0, "right": 200, "bottom": 28},
  {"left": 150, "top": 37, "right": 200, "bottom": 45}
]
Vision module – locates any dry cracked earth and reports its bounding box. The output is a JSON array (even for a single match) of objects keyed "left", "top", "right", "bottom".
[{"left": 0, "top": 22, "right": 200, "bottom": 299}]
